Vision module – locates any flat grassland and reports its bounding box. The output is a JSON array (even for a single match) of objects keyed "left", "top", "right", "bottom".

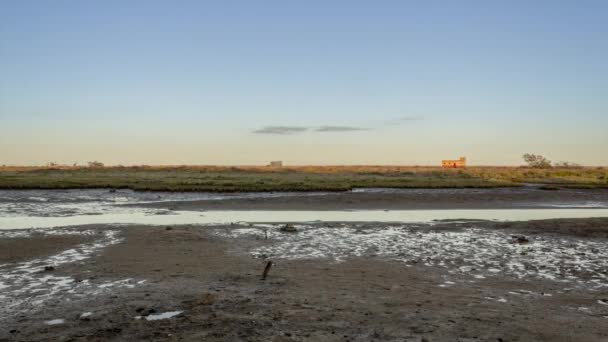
[{"left": 1, "top": 165, "right": 607, "bottom": 192}]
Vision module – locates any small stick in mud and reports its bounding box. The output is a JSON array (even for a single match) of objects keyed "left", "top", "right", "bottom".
[{"left": 262, "top": 261, "right": 273, "bottom": 280}]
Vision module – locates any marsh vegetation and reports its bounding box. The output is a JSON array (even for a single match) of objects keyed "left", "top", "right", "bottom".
[{"left": 0, "top": 165, "right": 606, "bottom": 192}]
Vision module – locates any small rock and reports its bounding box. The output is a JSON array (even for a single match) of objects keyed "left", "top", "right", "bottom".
[
  {"left": 43, "top": 266, "right": 55, "bottom": 272},
  {"left": 198, "top": 293, "right": 216, "bottom": 305},
  {"left": 135, "top": 307, "right": 157, "bottom": 316},
  {"left": 510, "top": 235, "right": 529, "bottom": 244},
  {"left": 280, "top": 224, "right": 297, "bottom": 232},
  {"left": 44, "top": 319, "right": 65, "bottom": 326},
  {"left": 79, "top": 312, "right": 93, "bottom": 321},
  {"left": 165, "top": 226, "right": 173, "bottom": 231}
]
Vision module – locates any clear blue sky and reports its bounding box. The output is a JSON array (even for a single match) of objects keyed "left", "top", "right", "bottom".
[{"left": 1, "top": 1, "right": 607, "bottom": 165}]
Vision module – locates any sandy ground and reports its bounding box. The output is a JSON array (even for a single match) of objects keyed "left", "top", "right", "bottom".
[
  {"left": 1, "top": 219, "right": 608, "bottom": 342},
  {"left": 130, "top": 188, "right": 608, "bottom": 211}
]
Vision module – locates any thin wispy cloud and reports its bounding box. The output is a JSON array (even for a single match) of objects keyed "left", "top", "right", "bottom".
[
  {"left": 252, "top": 126, "right": 309, "bottom": 135},
  {"left": 253, "top": 117, "right": 422, "bottom": 135},
  {"left": 384, "top": 116, "right": 425, "bottom": 125},
  {"left": 252, "top": 125, "right": 370, "bottom": 135},
  {"left": 315, "top": 126, "right": 369, "bottom": 132}
]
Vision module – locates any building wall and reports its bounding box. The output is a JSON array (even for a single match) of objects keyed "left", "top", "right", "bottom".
[{"left": 441, "top": 157, "right": 466, "bottom": 168}]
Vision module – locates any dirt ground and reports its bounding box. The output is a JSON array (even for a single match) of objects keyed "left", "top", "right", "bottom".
[{"left": 1, "top": 219, "right": 608, "bottom": 342}]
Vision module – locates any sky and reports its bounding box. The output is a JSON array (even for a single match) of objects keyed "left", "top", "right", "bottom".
[{"left": 1, "top": 1, "right": 607, "bottom": 166}]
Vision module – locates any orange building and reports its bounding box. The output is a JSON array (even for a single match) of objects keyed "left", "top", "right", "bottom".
[{"left": 442, "top": 157, "right": 466, "bottom": 168}]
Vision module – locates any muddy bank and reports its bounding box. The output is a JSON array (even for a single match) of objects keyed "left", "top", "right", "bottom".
[
  {"left": 481, "top": 217, "right": 608, "bottom": 238},
  {"left": 0, "top": 234, "right": 92, "bottom": 264},
  {"left": 129, "top": 187, "right": 608, "bottom": 211},
  {"left": 1, "top": 220, "right": 608, "bottom": 341}
]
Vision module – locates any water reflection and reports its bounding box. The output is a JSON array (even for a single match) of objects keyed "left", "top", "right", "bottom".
[{"left": 2, "top": 209, "right": 608, "bottom": 230}]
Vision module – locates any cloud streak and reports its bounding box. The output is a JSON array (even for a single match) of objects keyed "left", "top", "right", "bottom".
[
  {"left": 253, "top": 117, "right": 423, "bottom": 135},
  {"left": 253, "top": 125, "right": 370, "bottom": 134},
  {"left": 315, "top": 126, "right": 369, "bottom": 132},
  {"left": 384, "top": 116, "right": 425, "bottom": 126},
  {"left": 252, "top": 126, "right": 309, "bottom": 135}
]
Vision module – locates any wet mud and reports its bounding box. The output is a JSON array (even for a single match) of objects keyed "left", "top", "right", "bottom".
[{"left": 1, "top": 219, "right": 607, "bottom": 341}]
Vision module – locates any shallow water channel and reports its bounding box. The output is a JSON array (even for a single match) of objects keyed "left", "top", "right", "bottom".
[
  {"left": 1, "top": 189, "right": 608, "bottom": 229},
  {"left": 3, "top": 208, "right": 608, "bottom": 230}
]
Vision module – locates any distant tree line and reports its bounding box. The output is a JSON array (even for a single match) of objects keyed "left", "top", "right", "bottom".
[{"left": 522, "top": 154, "right": 581, "bottom": 169}]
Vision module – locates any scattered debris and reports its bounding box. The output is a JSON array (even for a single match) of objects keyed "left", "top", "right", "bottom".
[
  {"left": 135, "top": 308, "right": 156, "bottom": 316},
  {"left": 145, "top": 311, "right": 183, "bottom": 321},
  {"left": 262, "top": 261, "right": 273, "bottom": 280},
  {"left": 79, "top": 312, "right": 93, "bottom": 320},
  {"left": 280, "top": 224, "right": 297, "bottom": 233},
  {"left": 510, "top": 235, "right": 529, "bottom": 244},
  {"left": 165, "top": 226, "right": 173, "bottom": 231},
  {"left": 44, "top": 319, "right": 65, "bottom": 325},
  {"left": 598, "top": 299, "right": 608, "bottom": 306}
]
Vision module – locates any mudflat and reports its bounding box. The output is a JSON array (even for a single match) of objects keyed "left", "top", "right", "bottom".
[
  {"left": 0, "top": 234, "right": 92, "bottom": 264},
  {"left": 1, "top": 219, "right": 607, "bottom": 341},
  {"left": 132, "top": 187, "right": 608, "bottom": 211}
]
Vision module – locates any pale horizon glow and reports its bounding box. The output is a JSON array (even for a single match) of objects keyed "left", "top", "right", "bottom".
[{"left": 1, "top": 1, "right": 607, "bottom": 166}]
